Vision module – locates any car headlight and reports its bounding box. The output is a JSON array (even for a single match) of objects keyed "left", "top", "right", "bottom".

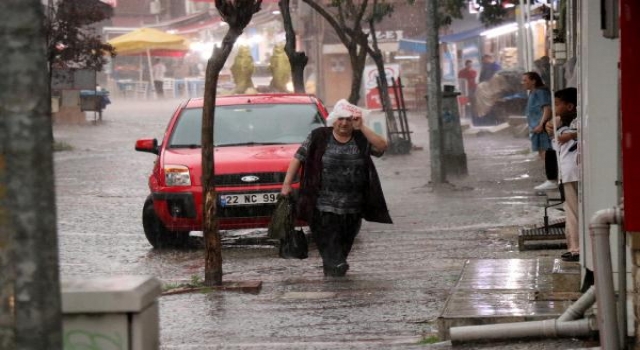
[{"left": 164, "top": 165, "right": 191, "bottom": 186}]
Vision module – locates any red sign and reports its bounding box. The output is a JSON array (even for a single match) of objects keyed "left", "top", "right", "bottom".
[
  {"left": 365, "top": 87, "right": 398, "bottom": 110},
  {"left": 363, "top": 64, "right": 400, "bottom": 109}
]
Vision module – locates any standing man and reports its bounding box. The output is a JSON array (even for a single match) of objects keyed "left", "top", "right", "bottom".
[
  {"left": 458, "top": 59, "right": 477, "bottom": 96},
  {"left": 522, "top": 71, "right": 554, "bottom": 190},
  {"left": 479, "top": 54, "right": 501, "bottom": 83},
  {"left": 280, "top": 99, "right": 392, "bottom": 277},
  {"left": 152, "top": 58, "right": 166, "bottom": 98},
  {"left": 458, "top": 59, "right": 478, "bottom": 118}
]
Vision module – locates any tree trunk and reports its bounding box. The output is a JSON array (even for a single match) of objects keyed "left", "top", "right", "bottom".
[
  {"left": 367, "top": 19, "right": 399, "bottom": 142},
  {"left": 347, "top": 42, "right": 367, "bottom": 104},
  {"left": 426, "top": 0, "right": 446, "bottom": 183},
  {"left": 201, "top": 27, "right": 243, "bottom": 287},
  {"left": 300, "top": 0, "right": 370, "bottom": 105},
  {"left": 279, "top": 0, "right": 308, "bottom": 93},
  {"left": 202, "top": 0, "right": 261, "bottom": 286},
  {"left": 0, "top": 0, "right": 63, "bottom": 348}
]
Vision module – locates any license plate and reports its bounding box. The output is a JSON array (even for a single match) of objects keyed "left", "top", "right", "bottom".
[{"left": 219, "top": 192, "right": 278, "bottom": 206}]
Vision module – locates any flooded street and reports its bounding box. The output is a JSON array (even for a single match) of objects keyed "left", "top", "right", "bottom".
[{"left": 53, "top": 97, "right": 583, "bottom": 349}]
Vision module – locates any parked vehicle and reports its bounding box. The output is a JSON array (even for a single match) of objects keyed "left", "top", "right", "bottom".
[{"left": 135, "top": 94, "right": 328, "bottom": 248}]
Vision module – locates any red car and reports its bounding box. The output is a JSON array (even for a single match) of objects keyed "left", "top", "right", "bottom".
[{"left": 135, "top": 93, "right": 328, "bottom": 248}]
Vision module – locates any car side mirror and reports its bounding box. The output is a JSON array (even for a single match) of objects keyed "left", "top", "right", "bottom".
[{"left": 135, "top": 138, "right": 159, "bottom": 155}]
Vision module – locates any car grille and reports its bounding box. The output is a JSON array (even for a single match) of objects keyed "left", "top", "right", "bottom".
[{"left": 215, "top": 172, "right": 297, "bottom": 186}]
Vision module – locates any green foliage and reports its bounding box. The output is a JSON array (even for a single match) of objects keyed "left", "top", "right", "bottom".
[
  {"left": 53, "top": 141, "right": 73, "bottom": 152},
  {"left": 162, "top": 275, "right": 205, "bottom": 292},
  {"left": 439, "top": 0, "right": 466, "bottom": 27},
  {"left": 438, "top": 0, "right": 507, "bottom": 27},
  {"left": 418, "top": 335, "right": 440, "bottom": 344},
  {"left": 44, "top": 0, "right": 116, "bottom": 71},
  {"left": 369, "top": 2, "right": 394, "bottom": 22},
  {"left": 476, "top": 0, "right": 508, "bottom": 26},
  {"left": 162, "top": 282, "right": 181, "bottom": 292},
  {"left": 189, "top": 274, "right": 203, "bottom": 287}
]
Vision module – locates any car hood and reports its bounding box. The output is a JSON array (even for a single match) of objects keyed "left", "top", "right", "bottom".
[{"left": 162, "top": 144, "right": 299, "bottom": 186}]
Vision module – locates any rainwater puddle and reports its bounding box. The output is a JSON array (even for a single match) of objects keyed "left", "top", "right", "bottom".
[
  {"left": 281, "top": 292, "right": 337, "bottom": 300},
  {"left": 482, "top": 196, "right": 533, "bottom": 200},
  {"left": 504, "top": 174, "right": 531, "bottom": 181},
  {"left": 480, "top": 195, "right": 537, "bottom": 206}
]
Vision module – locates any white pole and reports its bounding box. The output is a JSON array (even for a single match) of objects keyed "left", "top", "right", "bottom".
[
  {"left": 147, "top": 48, "right": 154, "bottom": 97},
  {"left": 517, "top": 0, "right": 527, "bottom": 69},
  {"left": 526, "top": 3, "right": 535, "bottom": 71},
  {"left": 548, "top": 0, "right": 561, "bottom": 181},
  {"left": 139, "top": 55, "right": 143, "bottom": 81}
]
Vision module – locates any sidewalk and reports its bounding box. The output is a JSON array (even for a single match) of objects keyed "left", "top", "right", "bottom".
[{"left": 381, "top": 109, "right": 590, "bottom": 348}]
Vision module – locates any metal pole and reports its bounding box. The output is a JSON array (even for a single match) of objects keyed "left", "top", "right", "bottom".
[
  {"left": 315, "top": 10, "right": 325, "bottom": 101},
  {"left": 425, "top": 0, "right": 445, "bottom": 183},
  {"left": 566, "top": 0, "right": 576, "bottom": 58}
]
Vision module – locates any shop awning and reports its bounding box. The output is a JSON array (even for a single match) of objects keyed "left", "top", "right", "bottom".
[
  {"left": 147, "top": 11, "right": 210, "bottom": 29},
  {"left": 108, "top": 27, "right": 190, "bottom": 55},
  {"left": 397, "top": 26, "right": 485, "bottom": 53},
  {"left": 397, "top": 38, "right": 428, "bottom": 54},
  {"left": 169, "top": 16, "right": 222, "bottom": 35},
  {"left": 441, "top": 26, "right": 485, "bottom": 43}
]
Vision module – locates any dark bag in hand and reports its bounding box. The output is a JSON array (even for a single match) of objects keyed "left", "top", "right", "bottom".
[
  {"left": 268, "top": 195, "right": 295, "bottom": 240},
  {"left": 279, "top": 228, "right": 308, "bottom": 259}
]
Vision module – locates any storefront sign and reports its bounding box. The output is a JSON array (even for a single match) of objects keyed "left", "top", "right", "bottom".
[
  {"left": 363, "top": 30, "right": 404, "bottom": 43},
  {"left": 363, "top": 64, "right": 401, "bottom": 109}
]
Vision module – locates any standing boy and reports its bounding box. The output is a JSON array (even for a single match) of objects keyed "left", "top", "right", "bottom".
[{"left": 546, "top": 88, "right": 579, "bottom": 261}]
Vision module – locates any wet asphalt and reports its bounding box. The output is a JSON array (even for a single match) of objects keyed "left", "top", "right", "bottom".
[{"left": 53, "top": 97, "right": 587, "bottom": 349}]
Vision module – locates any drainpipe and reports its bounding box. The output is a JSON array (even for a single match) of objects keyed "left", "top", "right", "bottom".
[
  {"left": 558, "top": 286, "right": 596, "bottom": 322},
  {"left": 449, "top": 316, "right": 597, "bottom": 342},
  {"left": 449, "top": 287, "right": 598, "bottom": 342},
  {"left": 589, "top": 206, "right": 624, "bottom": 350}
]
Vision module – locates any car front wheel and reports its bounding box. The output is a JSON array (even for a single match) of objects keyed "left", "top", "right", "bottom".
[{"left": 142, "top": 196, "right": 190, "bottom": 249}]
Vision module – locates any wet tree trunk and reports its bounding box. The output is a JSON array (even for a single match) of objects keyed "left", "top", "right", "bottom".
[
  {"left": 0, "top": 0, "right": 63, "bottom": 348},
  {"left": 301, "top": 0, "right": 369, "bottom": 105},
  {"left": 367, "top": 18, "right": 399, "bottom": 142},
  {"left": 347, "top": 42, "right": 367, "bottom": 104},
  {"left": 202, "top": 0, "right": 262, "bottom": 287},
  {"left": 279, "top": 0, "right": 308, "bottom": 93},
  {"left": 201, "top": 48, "right": 225, "bottom": 286},
  {"left": 426, "top": 0, "right": 446, "bottom": 183}
]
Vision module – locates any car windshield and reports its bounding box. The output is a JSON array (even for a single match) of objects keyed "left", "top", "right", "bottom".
[{"left": 168, "top": 103, "right": 325, "bottom": 147}]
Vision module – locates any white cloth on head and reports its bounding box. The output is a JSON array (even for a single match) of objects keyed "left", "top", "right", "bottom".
[{"left": 326, "top": 99, "right": 370, "bottom": 125}]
